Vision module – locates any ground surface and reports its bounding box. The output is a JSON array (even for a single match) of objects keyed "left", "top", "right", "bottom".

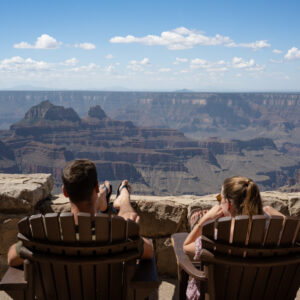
[{"left": 1, "top": 278, "right": 299, "bottom": 300}]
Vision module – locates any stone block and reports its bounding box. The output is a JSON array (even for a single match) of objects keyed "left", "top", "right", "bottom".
[
  {"left": 288, "top": 193, "right": 300, "bottom": 217},
  {"left": 155, "top": 237, "right": 177, "bottom": 277},
  {"left": 0, "top": 174, "right": 53, "bottom": 213},
  {"left": 261, "top": 191, "right": 290, "bottom": 215},
  {"left": 131, "top": 196, "right": 188, "bottom": 238}
]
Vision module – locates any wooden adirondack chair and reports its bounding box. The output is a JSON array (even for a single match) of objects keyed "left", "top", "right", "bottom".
[
  {"left": 172, "top": 215, "right": 300, "bottom": 300},
  {"left": 0, "top": 212, "right": 159, "bottom": 300}
]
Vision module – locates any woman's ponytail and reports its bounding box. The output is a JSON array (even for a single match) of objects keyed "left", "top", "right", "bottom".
[{"left": 223, "top": 176, "right": 263, "bottom": 217}]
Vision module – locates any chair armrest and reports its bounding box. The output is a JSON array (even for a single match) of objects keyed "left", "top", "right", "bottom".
[
  {"left": 0, "top": 267, "right": 27, "bottom": 291},
  {"left": 130, "top": 255, "right": 160, "bottom": 290},
  {"left": 171, "top": 233, "right": 207, "bottom": 281}
]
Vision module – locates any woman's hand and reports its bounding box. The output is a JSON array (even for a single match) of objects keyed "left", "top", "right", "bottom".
[{"left": 201, "top": 204, "right": 224, "bottom": 222}]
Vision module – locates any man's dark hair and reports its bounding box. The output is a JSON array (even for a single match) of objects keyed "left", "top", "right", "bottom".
[{"left": 62, "top": 159, "right": 98, "bottom": 203}]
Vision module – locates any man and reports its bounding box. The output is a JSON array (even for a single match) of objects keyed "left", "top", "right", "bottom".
[{"left": 8, "top": 159, "right": 153, "bottom": 266}]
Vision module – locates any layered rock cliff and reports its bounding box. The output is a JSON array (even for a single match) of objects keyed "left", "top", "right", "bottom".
[{"left": 0, "top": 101, "right": 299, "bottom": 195}]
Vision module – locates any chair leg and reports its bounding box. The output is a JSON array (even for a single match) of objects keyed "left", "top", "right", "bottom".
[{"left": 178, "top": 268, "right": 189, "bottom": 300}]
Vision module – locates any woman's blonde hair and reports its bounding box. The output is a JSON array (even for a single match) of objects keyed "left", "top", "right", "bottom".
[{"left": 223, "top": 176, "right": 263, "bottom": 216}]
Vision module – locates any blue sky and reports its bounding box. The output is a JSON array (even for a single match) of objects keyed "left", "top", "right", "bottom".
[{"left": 1, "top": 0, "right": 300, "bottom": 91}]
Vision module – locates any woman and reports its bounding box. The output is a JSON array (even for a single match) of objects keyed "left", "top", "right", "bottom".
[{"left": 183, "top": 176, "right": 283, "bottom": 299}]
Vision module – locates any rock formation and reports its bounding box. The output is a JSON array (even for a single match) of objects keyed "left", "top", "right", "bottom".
[{"left": 0, "top": 101, "right": 299, "bottom": 195}]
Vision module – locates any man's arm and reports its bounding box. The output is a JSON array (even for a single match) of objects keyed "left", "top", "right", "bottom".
[{"left": 7, "top": 242, "right": 24, "bottom": 267}]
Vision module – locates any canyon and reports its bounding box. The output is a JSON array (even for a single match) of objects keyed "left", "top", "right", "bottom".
[{"left": 0, "top": 98, "right": 299, "bottom": 195}]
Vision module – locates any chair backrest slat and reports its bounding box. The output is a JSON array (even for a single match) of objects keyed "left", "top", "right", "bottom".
[
  {"left": 202, "top": 220, "right": 215, "bottom": 240},
  {"left": 274, "top": 264, "right": 299, "bottom": 300},
  {"left": 286, "top": 263, "right": 300, "bottom": 300},
  {"left": 111, "top": 215, "right": 126, "bottom": 243},
  {"left": 29, "top": 215, "right": 46, "bottom": 240},
  {"left": 264, "top": 216, "right": 284, "bottom": 247},
  {"left": 95, "top": 214, "right": 110, "bottom": 243},
  {"left": 232, "top": 216, "right": 249, "bottom": 245},
  {"left": 213, "top": 265, "right": 229, "bottom": 300},
  {"left": 44, "top": 213, "right": 61, "bottom": 242},
  {"left": 78, "top": 212, "right": 93, "bottom": 243},
  {"left": 231, "top": 216, "right": 249, "bottom": 256},
  {"left": 110, "top": 215, "right": 127, "bottom": 300},
  {"left": 216, "top": 217, "right": 231, "bottom": 254},
  {"left": 127, "top": 219, "right": 139, "bottom": 239},
  {"left": 280, "top": 217, "right": 299, "bottom": 246},
  {"left": 38, "top": 262, "right": 58, "bottom": 300},
  {"left": 60, "top": 212, "right": 76, "bottom": 242},
  {"left": 237, "top": 266, "right": 257, "bottom": 300},
  {"left": 263, "top": 265, "right": 285, "bottom": 299},
  {"left": 66, "top": 264, "right": 83, "bottom": 300},
  {"left": 18, "top": 217, "right": 31, "bottom": 238},
  {"left": 250, "top": 267, "right": 270, "bottom": 300},
  {"left": 52, "top": 264, "right": 70, "bottom": 300},
  {"left": 248, "top": 215, "right": 267, "bottom": 247},
  {"left": 81, "top": 264, "right": 95, "bottom": 300},
  {"left": 226, "top": 265, "right": 244, "bottom": 300}
]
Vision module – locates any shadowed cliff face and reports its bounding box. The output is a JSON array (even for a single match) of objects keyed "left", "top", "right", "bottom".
[{"left": 0, "top": 100, "right": 299, "bottom": 195}]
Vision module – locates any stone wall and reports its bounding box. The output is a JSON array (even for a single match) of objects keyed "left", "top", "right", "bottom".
[
  {"left": 0, "top": 174, "right": 53, "bottom": 277},
  {"left": 1, "top": 173, "right": 300, "bottom": 278}
]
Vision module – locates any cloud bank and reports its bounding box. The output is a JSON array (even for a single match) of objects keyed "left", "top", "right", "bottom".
[{"left": 110, "top": 27, "right": 270, "bottom": 51}]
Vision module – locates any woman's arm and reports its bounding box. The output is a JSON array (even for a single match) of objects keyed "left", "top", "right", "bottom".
[
  {"left": 263, "top": 205, "right": 285, "bottom": 217},
  {"left": 183, "top": 205, "right": 223, "bottom": 257}
]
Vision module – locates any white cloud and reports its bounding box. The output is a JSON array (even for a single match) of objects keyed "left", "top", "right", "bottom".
[
  {"left": 190, "top": 58, "right": 226, "bottom": 71},
  {"left": 158, "top": 68, "right": 171, "bottom": 73},
  {"left": 61, "top": 58, "right": 79, "bottom": 66},
  {"left": 273, "top": 49, "right": 283, "bottom": 54},
  {"left": 74, "top": 43, "right": 96, "bottom": 50},
  {"left": 110, "top": 27, "right": 270, "bottom": 51},
  {"left": 227, "top": 40, "right": 270, "bottom": 50},
  {"left": 71, "top": 63, "right": 99, "bottom": 72},
  {"left": 105, "top": 65, "right": 115, "bottom": 73},
  {"left": 127, "top": 58, "right": 150, "bottom": 72},
  {"left": 0, "top": 56, "right": 51, "bottom": 72},
  {"left": 231, "top": 57, "right": 264, "bottom": 71},
  {"left": 269, "top": 59, "right": 283, "bottom": 64},
  {"left": 173, "top": 57, "right": 188, "bottom": 65},
  {"left": 285, "top": 47, "right": 300, "bottom": 60},
  {"left": 110, "top": 27, "right": 232, "bottom": 50},
  {"left": 14, "top": 34, "right": 61, "bottom": 49},
  {"left": 106, "top": 54, "right": 114, "bottom": 59},
  {"left": 232, "top": 57, "right": 255, "bottom": 68}
]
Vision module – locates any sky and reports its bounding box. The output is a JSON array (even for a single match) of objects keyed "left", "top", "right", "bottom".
[{"left": 1, "top": 0, "right": 300, "bottom": 91}]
